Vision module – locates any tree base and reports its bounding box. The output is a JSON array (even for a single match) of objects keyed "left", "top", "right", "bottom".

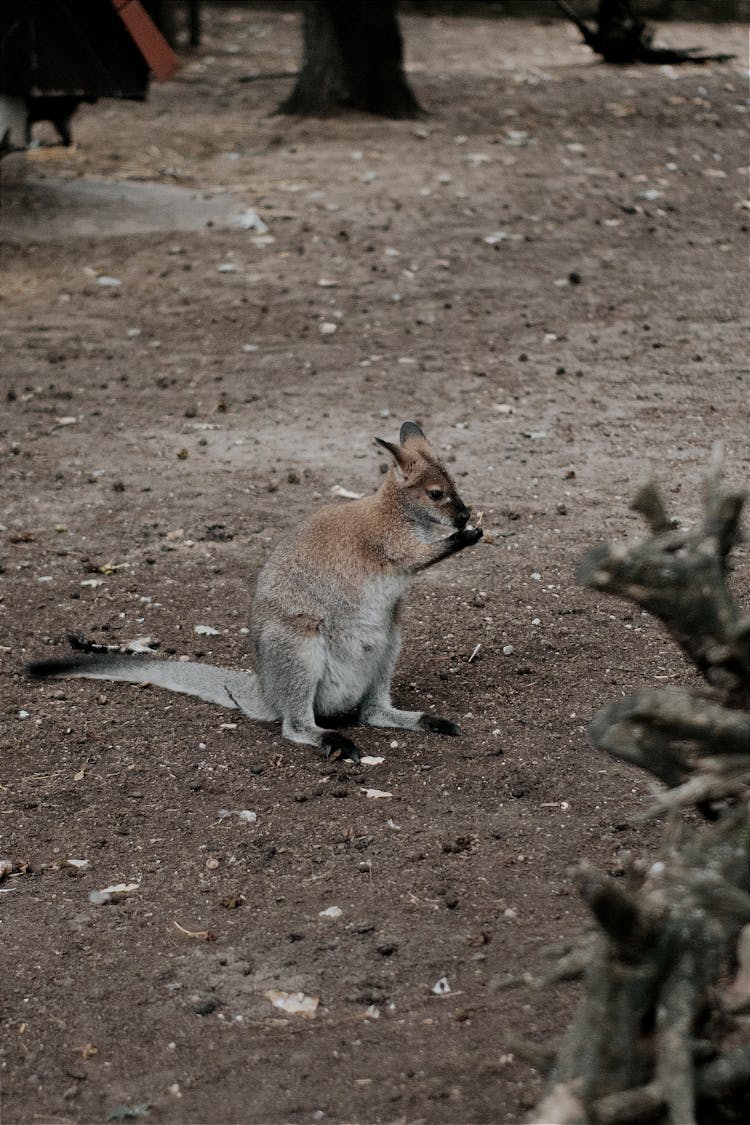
[{"left": 277, "top": 0, "right": 424, "bottom": 120}]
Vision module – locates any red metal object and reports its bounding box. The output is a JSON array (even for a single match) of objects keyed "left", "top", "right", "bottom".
[{"left": 111, "top": 0, "right": 180, "bottom": 81}]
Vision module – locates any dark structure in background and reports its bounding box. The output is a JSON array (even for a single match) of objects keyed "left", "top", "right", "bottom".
[
  {"left": 401, "top": 0, "right": 747, "bottom": 16},
  {"left": 1, "top": 0, "right": 741, "bottom": 141},
  {"left": 152, "top": 0, "right": 202, "bottom": 48},
  {"left": 0, "top": 0, "right": 178, "bottom": 151},
  {"left": 555, "top": 0, "right": 735, "bottom": 63},
  {"left": 279, "top": 0, "right": 423, "bottom": 119},
  {"left": 1, "top": 3, "right": 151, "bottom": 101},
  {"left": 279, "top": 0, "right": 738, "bottom": 119}
]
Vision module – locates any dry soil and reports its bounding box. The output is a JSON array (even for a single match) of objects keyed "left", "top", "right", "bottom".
[{"left": 1, "top": 6, "right": 748, "bottom": 1124}]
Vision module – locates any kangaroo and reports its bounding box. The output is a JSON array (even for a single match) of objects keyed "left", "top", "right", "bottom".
[{"left": 27, "top": 422, "right": 482, "bottom": 762}]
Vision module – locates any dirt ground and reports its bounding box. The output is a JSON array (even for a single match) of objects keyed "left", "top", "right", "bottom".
[{"left": 1, "top": 6, "right": 748, "bottom": 1124}]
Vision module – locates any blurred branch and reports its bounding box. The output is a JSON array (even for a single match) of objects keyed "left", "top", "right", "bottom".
[
  {"left": 578, "top": 460, "right": 748, "bottom": 707},
  {"left": 555, "top": 0, "right": 734, "bottom": 65},
  {"left": 525, "top": 457, "right": 749, "bottom": 1123}
]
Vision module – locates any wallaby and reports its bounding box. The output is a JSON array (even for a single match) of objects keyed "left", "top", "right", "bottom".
[{"left": 27, "top": 422, "right": 482, "bottom": 762}]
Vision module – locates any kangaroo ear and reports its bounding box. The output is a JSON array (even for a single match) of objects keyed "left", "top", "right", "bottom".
[
  {"left": 399, "top": 421, "right": 426, "bottom": 446},
  {"left": 375, "top": 436, "right": 403, "bottom": 463},
  {"left": 375, "top": 436, "right": 410, "bottom": 480}
]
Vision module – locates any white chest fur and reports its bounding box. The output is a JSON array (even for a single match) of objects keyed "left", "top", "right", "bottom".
[{"left": 314, "top": 575, "right": 409, "bottom": 714}]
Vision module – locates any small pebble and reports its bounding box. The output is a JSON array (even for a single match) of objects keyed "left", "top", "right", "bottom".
[{"left": 192, "top": 995, "right": 219, "bottom": 1015}]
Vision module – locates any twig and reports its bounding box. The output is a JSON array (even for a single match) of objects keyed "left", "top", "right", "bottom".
[{"left": 173, "top": 920, "right": 217, "bottom": 942}]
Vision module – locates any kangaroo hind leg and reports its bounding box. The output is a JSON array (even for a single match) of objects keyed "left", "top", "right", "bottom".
[
  {"left": 360, "top": 629, "right": 463, "bottom": 737},
  {"left": 257, "top": 625, "right": 360, "bottom": 762}
]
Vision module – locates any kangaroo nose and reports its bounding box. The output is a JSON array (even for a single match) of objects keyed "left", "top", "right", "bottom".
[{"left": 456, "top": 507, "right": 470, "bottom": 528}]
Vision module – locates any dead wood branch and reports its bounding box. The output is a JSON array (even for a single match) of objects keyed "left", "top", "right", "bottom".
[
  {"left": 589, "top": 688, "right": 750, "bottom": 812},
  {"left": 578, "top": 461, "right": 748, "bottom": 708},
  {"left": 527, "top": 460, "right": 749, "bottom": 1124},
  {"left": 502, "top": 1034, "right": 558, "bottom": 1075},
  {"left": 697, "top": 1041, "right": 750, "bottom": 1099},
  {"left": 533, "top": 795, "right": 750, "bottom": 1124}
]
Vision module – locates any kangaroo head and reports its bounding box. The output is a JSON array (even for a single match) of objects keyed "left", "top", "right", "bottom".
[{"left": 375, "top": 421, "right": 471, "bottom": 532}]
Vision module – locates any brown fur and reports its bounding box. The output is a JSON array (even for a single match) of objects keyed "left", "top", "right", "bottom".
[{"left": 297, "top": 432, "right": 470, "bottom": 580}]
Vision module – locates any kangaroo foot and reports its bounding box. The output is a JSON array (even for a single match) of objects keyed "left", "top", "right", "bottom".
[
  {"left": 420, "top": 714, "right": 463, "bottom": 737},
  {"left": 322, "top": 731, "right": 360, "bottom": 764}
]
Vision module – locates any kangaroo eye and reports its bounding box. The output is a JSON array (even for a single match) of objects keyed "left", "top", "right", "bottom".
[{"left": 427, "top": 488, "right": 445, "bottom": 502}]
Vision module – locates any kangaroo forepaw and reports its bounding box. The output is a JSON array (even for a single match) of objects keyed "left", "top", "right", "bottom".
[
  {"left": 458, "top": 526, "right": 483, "bottom": 548},
  {"left": 322, "top": 731, "right": 361, "bottom": 764},
  {"left": 442, "top": 526, "right": 483, "bottom": 561},
  {"left": 420, "top": 714, "right": 463, "bottom": 737}
]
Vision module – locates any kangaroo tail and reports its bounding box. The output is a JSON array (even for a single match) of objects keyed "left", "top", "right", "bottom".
[{"left": 26, "top": 650, "right": 277, "bottom": 720}]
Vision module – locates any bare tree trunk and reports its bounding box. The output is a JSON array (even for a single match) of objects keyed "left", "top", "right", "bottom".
[{"left": 279, "top": 0, "right": 423, "bottom": 119}]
